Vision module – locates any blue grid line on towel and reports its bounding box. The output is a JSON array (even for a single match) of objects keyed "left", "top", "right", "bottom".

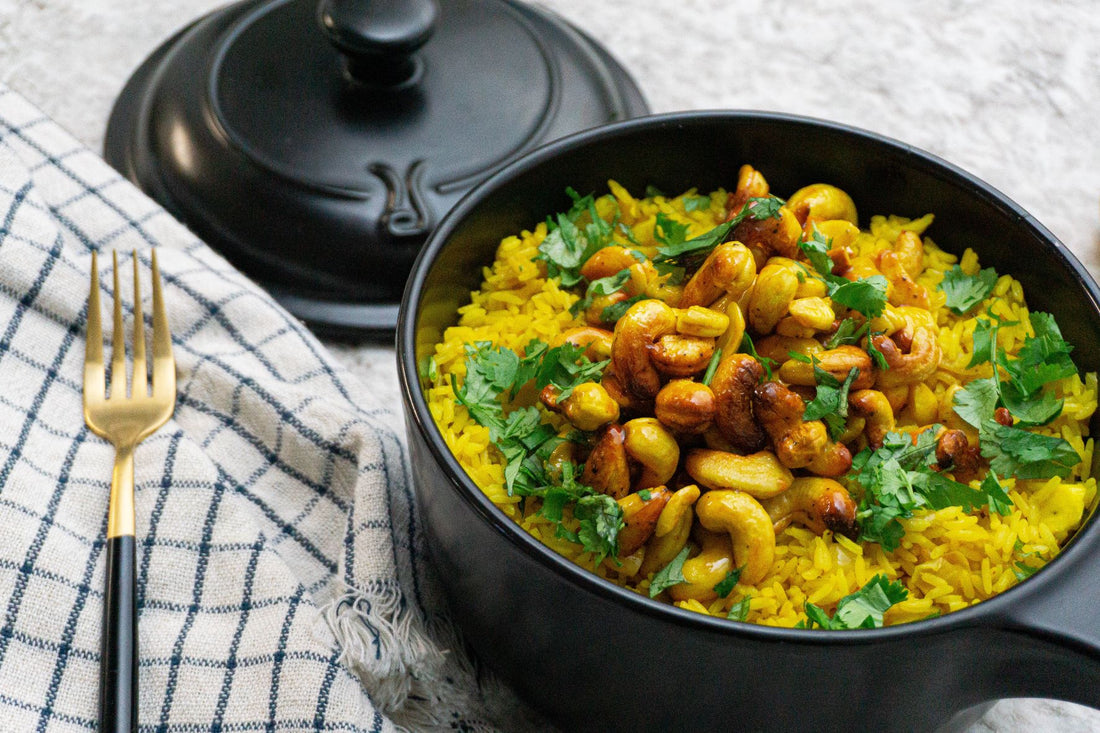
[{"left": 0, "top": 85, "right": 421, "bottom": 732}]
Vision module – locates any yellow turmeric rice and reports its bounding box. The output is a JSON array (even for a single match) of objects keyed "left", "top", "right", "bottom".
[{"left": 424, "top": 180, "right": 1098, "bottom": 628}]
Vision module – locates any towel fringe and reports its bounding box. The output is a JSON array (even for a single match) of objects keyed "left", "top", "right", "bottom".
[{"left": 322, "top": 583, "right": 550, "bottom": 731}]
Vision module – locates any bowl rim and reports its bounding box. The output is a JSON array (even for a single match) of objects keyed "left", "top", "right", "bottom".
[{"left": 397, "top": 108, "right": 1100, "bottom": 644}]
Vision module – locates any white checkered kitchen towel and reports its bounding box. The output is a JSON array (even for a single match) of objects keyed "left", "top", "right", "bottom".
[{"left": 0, "top": 86, "right": 546, "bottom": 732}]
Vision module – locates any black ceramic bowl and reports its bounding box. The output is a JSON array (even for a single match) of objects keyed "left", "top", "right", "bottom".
[{"left": 396, "top": 111, "right": 1100, "bottom": 732}]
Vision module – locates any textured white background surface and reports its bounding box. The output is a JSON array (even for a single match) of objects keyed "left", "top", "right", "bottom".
[{"left": 2, "top": 0, "right": 1099, "bottom": 730}]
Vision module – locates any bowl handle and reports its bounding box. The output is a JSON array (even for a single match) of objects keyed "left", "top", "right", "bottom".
[{"left": 990, "top": 520, "right": 1100, "bottom": 707}]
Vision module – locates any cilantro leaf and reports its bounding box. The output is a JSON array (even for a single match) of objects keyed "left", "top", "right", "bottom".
[
  {"left": 1013, "top": 561, "right": 1040, "bottom": 580},
  {"left": 535, "top": 189, "right": 617, "bottom": 287},
  {"left": 998, "top": 380, "right": 1064, "bottom": 426},
  {"left": 712, "top": 566, "right": 743, "bottom": 598},
  {"left": 824, "top": 318, "right": 867, "bottom": 349},
  {"left": 701, "top": 348, "right": 722, "bottom": 386},
  {"left": 798, "top": 232, "right": 888, "bottom": 319},
  {"left": 799, "top": 230, "right": 836, "bottom": 280},
  {"left": 533, "top": 342, "right": 608, "bottom": 400},
  {"left": 959, "top": 312, "right": 1071, "bottom": 427},
  {"left": 800, "top": 575, "right": 908, "bottom": 630},
  {"left": 952, "top": 377, "right": 1000, "bottom": 429},
  {"left": 454, "top": 340, "right": 623, "bottom": 557},
  {"left": 653, "top": 195, "right": 783, "bottom": 263},
  {"left": 939, "top": 265, "right": 998, "bottom": 314},
  {"left": 851, "top": 426, "right": 1013, "bottom": 550},
  {"left": 649, "top": 546, "right": 691, "bottom": 598},
  {"left": 1004, "top": 312, "right": 1077, "bottom": 396},
  {"left": 828, "top": 276, "right": 889, "bottom": 319},
  {"left": 803, "top": 365, "right": 858, "bottom": 440},
  {"left": 683, "top": 194, "right": 712, "bottom": 212},
  {"left": 653, "top": 219, "right": 736, "bottom": 263},
  {"left": 980, "top": 419, "right": 1079, "bottom": 480},
  {"left": 727, "top": 596, "right": 751, "bottom": 621},
  {"left": 653, "top": 213, "right": 691, "bottom": 249},
  {"left": 980, "top": 472, "right": 1014, "bottom": 515},
  {"left": 573, "top": 494, "right": 624, "bottom": 565},
  {"left": 739, "top": 333, "right": 775, "bottom": 381},
  {"left": 967, "top": 316, "right": 998, "bottom": 368}
]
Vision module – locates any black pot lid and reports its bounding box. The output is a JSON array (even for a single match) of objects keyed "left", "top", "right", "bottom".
[{"left": 105, "top": 0, "right": 649, "bottom": 338}]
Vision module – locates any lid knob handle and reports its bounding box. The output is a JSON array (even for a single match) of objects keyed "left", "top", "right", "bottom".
[{"left": 317, "top": 0, "right": 439, "bottom": 87}]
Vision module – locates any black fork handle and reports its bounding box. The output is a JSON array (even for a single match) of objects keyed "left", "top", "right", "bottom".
[{"left": 100, "top": 534, "right": 137, "bottom": 733}]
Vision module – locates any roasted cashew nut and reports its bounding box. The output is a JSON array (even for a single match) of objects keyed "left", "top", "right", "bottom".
[
  {"left": 752, "top": 381, "right": 852, "bottom": 477},
  {"left": 872, "top": 325, "right": 941, "bottom": 389},
  {"left": 775, "top": 345, "right": 874, "bottom": 390},
  {"left": 760, "top": 477, "right": 859, "bottom": 539},
  {"left": 753, "top": 335, "right": 823, "bottom": 365},
  {"left": 785, "top": 183, "right": 858, "bottom": 225},
  {"left": 710, "top": 352, "right": 768, "bottom": 453},
  {"left": 733, "top": 206, "right": 803, "bottom": 260},
  {"left": 848, "top": 389, "right": 896, "bottom": 449},
  {"left": 580, "top": 245, "right": 645, "bottom": 282},
  {"left": 554, "top": 326, "right": 614, "bottom": 362},
  {"left": 695, "top": 490, "right": 776, "bottom": 586},
  {"left": 666, "top": 529, "right": 737, "bottom": 603},
  {"left": 680, "top": 242, "right": 757, "bottom": 308},
  {"left": 892, "top": 230, "right": 925, "bottom": 278},
  {"left": 650, "top": 333, "right": 716, "bottom": 378},
  {"left": 581, "top": 423, "right": 631, "bottom": 499},
  {"left": 617, "top": 486, "right": 672, "bottom": 558},
  {"left": 640, "top": 484, "right": 701, "bottom": 578},
  {"left": 611, "top": 299, "right": 678, "bottom": 399},
  {"left": 655, "top": 379, "right": 716, "bottom": 434},
  {"left": 726, "top": 163, "right": 770, "bottom": 216},
  {"left": 685, "top": 448, "right": 793, "bottom": 499},
  {"left": 622, "top": 417, "right": 680, "bottom": 491},
  {"left": 877, "top": 249, "right": 931, "bottom": 310},
  {"left": 747, "top": 262, "right": 799, "bottom": 335}
]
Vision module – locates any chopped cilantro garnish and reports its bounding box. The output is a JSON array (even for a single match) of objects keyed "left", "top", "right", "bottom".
[
  {"left": 851, "top": 427, "right": 1012, "bottom": 551},
  {"left": 453, "top": 339, "right": 622, "bottom": 557},
  {"left": 536, "top": 188, "right": 617, "bottom": 287},
  {"left": 601, "top": 294, "right": 650, "bottom": 324},
  {"left": 829, "top": 276, "right": 889, "bottom": 318},
  {"left": 727, "top": 596, "right": 751, "bottom": 621},
  {"left": 966, "top": 315, "right": 1010, "bottom": 368},
  {"left": 799, "top": 575, "right": 908, "bottom": 630},
  {"left": 701, "top": 348, "right": 723, "bottom": 386},
  {"left": 956, "top": 311, "right": 1075, "bottom": 428},
  {"left": 865, "top": 331, "right": 889, "bottom": 370},
  {"left": 712, "top": 566, "right": 743, "bottom": 598},
  {"left": 572, "top": 494, "right": 624, "bottom": 564},
  {"left": 683, "top": 194, "right": 713, "bottom": 212},
  {"left": 979, "top": 472, "right": 1014, "bottom": 515},
  {"left": 653, "top": 196, "right": 783, "bottom": 264},
  {"left": 739, "top": 333, "right": 776, "bottom": 381},
  {"left": 939, "top": 265, "right": 998, "bottom": 314},
  {"left": 649, "top": 546, "right": 691, "bottom": 598},
  {"left": 798, "top": 230, "right": 887, "bottom": 319},
  {"left": 1013, "top": 561, "right": 1040, "bottom": 581},
  {"left": 653, "top": 213, "right": 691, "bottom": 249},
  {"left": 952, "top": 377, "right": 1000, "bottom": 429},
  {"left": 570, "top": 268, "right": 634, "bottom": 318},
  {"left": 980, "top": 419, "right": 1080, "bottom": 480},
  {"left": 824, "top": 318, "right": 866, "bottom": 348},
  {"left": 1004, "top": 312, "right": 1077, "bottom": 395},
  {"left": 802, "top": 365, "right": 858, "bottom": 440}
]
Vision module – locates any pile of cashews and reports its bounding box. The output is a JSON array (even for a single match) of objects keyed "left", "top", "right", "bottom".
[{"left": 537, "top": 165, "right": 976, "bottom": 604}]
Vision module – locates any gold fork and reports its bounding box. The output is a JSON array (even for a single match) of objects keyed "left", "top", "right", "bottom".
[{"left": 83, "top": 249, "right": 175, "bottom": 733}]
